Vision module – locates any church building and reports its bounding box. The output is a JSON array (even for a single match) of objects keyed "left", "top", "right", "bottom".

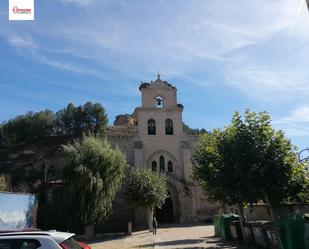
[{"left": 106, "top": 75, "right": 218, "bottom": 228}]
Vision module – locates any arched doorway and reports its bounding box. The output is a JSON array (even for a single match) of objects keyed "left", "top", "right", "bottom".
[{"left": 155, "top": 191, "right": 175, "bottom": 223}]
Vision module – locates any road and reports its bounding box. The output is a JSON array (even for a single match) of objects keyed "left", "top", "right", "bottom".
[{"left": 89, "top": 224, "right": 251, "bottom": 249}]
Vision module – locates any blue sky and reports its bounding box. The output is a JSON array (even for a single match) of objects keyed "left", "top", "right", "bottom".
[{"left": 0, "top": 0, "right": 309, "bottom": 150}]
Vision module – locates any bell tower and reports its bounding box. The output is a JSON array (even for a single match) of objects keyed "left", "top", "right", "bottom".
[
  {"left": 134, "top": 74, "right": 184, "bottom": 137},
  {"left": 140, "top": 74, "right": 178, "bottom": 109}
]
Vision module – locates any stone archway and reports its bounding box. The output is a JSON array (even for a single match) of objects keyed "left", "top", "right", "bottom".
[
  {"left": 155, "top": 183, "right": 180, "bottom": 223},
  {"left": 155, "top": 191, "right": 174, "bottom": 223}
]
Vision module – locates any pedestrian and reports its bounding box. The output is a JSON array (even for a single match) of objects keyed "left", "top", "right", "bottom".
[{"left": 152, "top": 216, "right": 158, "bottom": 235}]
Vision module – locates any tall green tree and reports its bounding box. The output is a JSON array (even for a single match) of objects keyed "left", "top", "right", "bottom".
[
  {"left": 0, "top": 101, "right": 108, "bottom": 146},
  {"left": 59, "top": 135, "right": 127, "bottom": 230},
  {"left": 193, "top": 110, "right": 307, "bottom": 239},
  {"left": 125, "top": 168, "right": 168, "bottom": 231},
  {"left": 1, "top": 110, "right": 54, "bottom": 144},
  {"left": 56, "top": 102, "right": 107, "bottom": 136},
  {"left": 0, "top": 175, "right": 7, "bottom": 191}
]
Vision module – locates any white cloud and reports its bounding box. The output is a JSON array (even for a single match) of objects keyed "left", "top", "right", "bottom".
[
  {"left": 277, "top": 106, "right": 309, "bottom": 123},
  {"left": 56, "top": 0, "right": 95, "bottom": 5},
  {"left": 274, "top": 106, "right": 309, "bottom": 137},
  {"left": 7, "top": 35, "right": 37, "bottom": 49},
  {"left": 3, "top": 32, "right": 107, "bottom": 77},
  {"left": 2, "top": 0, "right": 309, "bottom": 98},
  {"left": 39, "top": 56, "right": 102, "bottom": 76}
]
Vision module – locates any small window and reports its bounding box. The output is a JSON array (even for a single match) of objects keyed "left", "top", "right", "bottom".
[
  {"left": 148, "top": 119, "right": 156, "bottom": 135},
  {"left": 152, "top": 161, "right": 157, "bottom": 171},
  {"left": 168, "top": 161, "right": 173, "bottom": 172},
  {"left": 165, "top": 119, "right": 173, "bottom": 135},
  {"left": 159, "top": 155, "right": 165, "bottom": 171},
  {"left": 156, "top": 96, "right": 163, "bottom": 108}
]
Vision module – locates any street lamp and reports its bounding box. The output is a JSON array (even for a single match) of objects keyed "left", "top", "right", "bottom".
[{"left": 298, "top": 148, "right": 309, "bottom": 163}]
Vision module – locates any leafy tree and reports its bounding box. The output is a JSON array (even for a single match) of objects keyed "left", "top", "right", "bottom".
[
  {"left": 183, "top": 123, "right": 208, "bottom": 135},
  {"left": 0, "top": 102, "right": 108, "bottom": 146},
  {"left": 193, "top": 110, "right": 307, "bottom": 240},
  {"left": 125, "top": 168, "right": 168, "bottom": 231},
  {"left": 0, "top": 175, "right": 7, "bottom": 191},
  {"left": 1, "top": 110, "right": 54, "bottom": 144},
  {"left": 0, "top": 125, "right": 7, "bottom": 146},
  {"left": 55, "top": 103, "right": 75, "bottom": 135},
  {"left": 58, "top": 135, "right": 126, "bottom": 230},
  {"left": 55, "top": 102, "right": 107, "bottom": 136}
]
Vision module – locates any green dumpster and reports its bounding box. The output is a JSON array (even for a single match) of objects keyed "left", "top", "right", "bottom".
[
  {"left": 277, "top": 213, "right": 305, "bottom": 249},
  {"left": 214, "top": 214, "right": 221, "bottom": 237},
  {"left": 304, "top": 214, "right": 309, "bottom": 249},
  {"left": 220, "top": 214, "right": 239, "bottom": 241}
]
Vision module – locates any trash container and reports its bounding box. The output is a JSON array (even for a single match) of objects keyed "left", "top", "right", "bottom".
[
  {"left": 214, "top": 214, "right": 221, "bottom": 237},
  {"left": 220, "top": 214, "right": 239, "bottom": 241},
  {"left": 304, "top": 214, "right": 309, "bottom": 249},
  {"left": 263, "top": 222, "right": 280, "bottom": 249},
  {"left": 229, "top": 220, "right": 243, "bottom": 241},
  {"left": 277, "top": 213, "right": 305, "bottom": 249},
  {"left": 244, "top": 222, "right": 255, "bottom": 245},
  {"left": 252, "top": 221, "right": 271, "bottom": 248}
]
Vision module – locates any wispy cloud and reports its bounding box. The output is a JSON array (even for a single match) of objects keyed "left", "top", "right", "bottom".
[
  {"left": 274, "top": 106, "right": 309, "bottom": 137},
  {"left": 56, "top": 0, "right": 96, "bottom": 5},
  {"left": 3, "top": 33, "right": 107, "bottom": 78},
  {"left": 1, "top": 0, "right": 309, "bottom": 147},
  {"left": 3, "top": 0, "right": 308, "bottom": 88},
  {"left": 7, "top": 35, "right": 37, "bottom": 49}
]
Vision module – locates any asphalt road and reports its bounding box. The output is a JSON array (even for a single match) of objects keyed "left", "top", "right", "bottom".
[{"left": 89, "top": 224, "right": 251, "bottom": 249}]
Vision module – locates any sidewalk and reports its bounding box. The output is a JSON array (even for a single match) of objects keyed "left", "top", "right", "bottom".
[{"left": 89, "top": 224, "right": 252, "bottom": 249}]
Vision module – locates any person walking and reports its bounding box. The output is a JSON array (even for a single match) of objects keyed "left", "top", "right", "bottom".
[{"left": 152, "top": 216, "right": 158, "bottom": 235}]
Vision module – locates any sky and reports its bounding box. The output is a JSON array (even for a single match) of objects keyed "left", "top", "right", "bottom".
[{"left": 0, "top": 0, "right": 309, "bottom": 150}]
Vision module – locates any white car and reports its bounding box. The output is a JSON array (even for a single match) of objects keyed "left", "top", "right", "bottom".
[{"left": 0, "top": 230, "right": 90, "bottom": 249}]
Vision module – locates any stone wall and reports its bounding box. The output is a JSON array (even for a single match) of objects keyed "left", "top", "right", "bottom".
[
  {"left": 106, "top": 126, "right": 137, "bottom": 166},
  {"left": 102, "top": 126, "right": 137, "bottom": 232}
]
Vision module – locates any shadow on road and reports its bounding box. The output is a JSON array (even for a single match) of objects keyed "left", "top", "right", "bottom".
[
  {"left": 157, "top": 223, "right": 213, "bottom": 229},
  {"left": 137, "top": 238, "right": 205, "bottom": 248},
  {"left": 204, "top": 237, "right": 251, "bottom": 249},
  {"left": 137, "top": 237, "right": 250, "bottom": 249}
]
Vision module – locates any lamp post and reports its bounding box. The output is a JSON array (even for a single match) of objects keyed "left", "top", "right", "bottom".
[
  {"left": 298, "top": 148, "right": 309, "bottom": 173},
  {"left": 298, "top": 148, "right": 309, "bottom": 163}
]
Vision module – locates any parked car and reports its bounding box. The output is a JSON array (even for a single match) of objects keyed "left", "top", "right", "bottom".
[{"left": 0, "top": 230, "right": 91, "bottom": 249}]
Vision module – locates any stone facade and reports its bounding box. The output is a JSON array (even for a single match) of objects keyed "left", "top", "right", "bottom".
[{"left": 106, "top": 75, "right": 218, "bottom": 227}]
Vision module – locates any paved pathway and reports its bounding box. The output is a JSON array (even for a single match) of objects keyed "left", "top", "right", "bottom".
[{"left": 89, "top": 224, "right": 252, "bottom": 249}]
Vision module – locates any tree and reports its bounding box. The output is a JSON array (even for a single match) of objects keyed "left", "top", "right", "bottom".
[
  {"left": 0, "top": 125, "right": 7, "bottom": 146},
  {"left": 1, "top": 110, "right": 54, "bottom": 144},
  {"left": 193, "top": 110, "right": 307, "bottom": 240},
  {"left": 55, "top": 102, "right": 108, "bottom": 136},
  {"left": 125, "top": 168, "right": 168, "bottom": 231},
  {"left": 183, "top": 123, "right": 208, "bottom": 135},
  {"left": 0, "top": 102, "right": 108, "bottom": 146},
  {"left": 58, "top": 135, "right": 127, "bottom": 231},
  {"left": 0, "top": 175, "right": 7, "bottom": 191}
]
